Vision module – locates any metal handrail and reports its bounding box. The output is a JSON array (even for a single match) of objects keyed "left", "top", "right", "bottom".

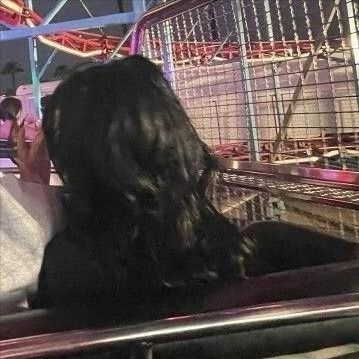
[
  {"left": 130, "top": 0, "right": 214, "bottom": 54},
  {"left": 217, "top": 158, "right": 359, "bottom": 188},
  {"left": 1, "top": 293, "right": 358, "bottom": 358}
]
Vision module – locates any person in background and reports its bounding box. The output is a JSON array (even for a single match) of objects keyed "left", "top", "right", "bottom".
[
  {"left": 0, "top": 96, "right": 40, "bottom": 145},
  {"left": 0, "top": 97, "right": 22, "bottom": 122},
  {"left": 0, "top": 98, "right": 62, "bottom": 313},
  {"left": 32, "top": 56, "right": 358, "bottom": 315},
  {"left": 0, "top": 97, "right": 22, "bottom": 149}
]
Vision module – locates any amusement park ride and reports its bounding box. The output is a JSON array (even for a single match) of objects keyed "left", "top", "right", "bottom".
[
  {"left": 0, "top": 0, "right": 130, "bottom": 58},
  {"left": 0, "top": 0, "right": 327, "bottom": 124},
  {"left": 0, "top": 0, "right": 358, "bottom": 167},
  {"left": 0, "top": 0, "right": 317, "bottom": 60},
  {"left": 0, "top": 2, "right": 358, "bottom": 357}
]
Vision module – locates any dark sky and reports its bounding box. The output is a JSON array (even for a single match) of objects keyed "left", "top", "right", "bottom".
[{"left": 0, "top": 0, "right": 135, "bottom": 94}]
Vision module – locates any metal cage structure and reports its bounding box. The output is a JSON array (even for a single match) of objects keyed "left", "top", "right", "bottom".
[
  {"left": 131, "top": 0, "right": 359, "bottom": 242},
  {"left": 133, "top": 0, "right": 359, "bottom": 170},
  {"left": 210, "top": 170, "right": 359, "bottom": 242}
]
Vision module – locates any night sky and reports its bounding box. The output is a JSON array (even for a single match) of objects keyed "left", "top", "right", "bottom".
[{"left": 0, "top": 0, "right": 135, "bottom": 94}]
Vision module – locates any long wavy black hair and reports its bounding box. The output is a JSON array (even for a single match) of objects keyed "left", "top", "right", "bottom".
[{"left": 43, "top": 55, "right": 243, "bottom": 287}]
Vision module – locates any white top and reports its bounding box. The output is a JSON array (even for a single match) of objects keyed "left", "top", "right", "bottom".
[{"left": 0, "top": 173, "right": 63, "bottom": 299}]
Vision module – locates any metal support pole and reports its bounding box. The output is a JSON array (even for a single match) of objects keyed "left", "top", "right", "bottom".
[
  {"left": 26, "top": 0, "right": 41, "bottom": 119},
  {"left": 213, "top": 100, "right": 222, "bottom": 144},
  {"left": 272, "top": 0, "right": 341, "bottom": 156},
  {"left": 159, "top": 19, "right": 175, "bottom": 85},
  {"left": 107, "top": 25, "right": 134, "bottom": 60},
  {"left": 264, "top": 0, "right": 285, "bottom": 160},
  {"left": 233, "top": 0, "right": 260, "bottom": 161},
  {"left": 38, "top": 48, "right": 58, "bottom": 80},
  {"left": 42, "top": 0, "right": 68, "bottom": 25},
  {"left": 346, "top": 0, "right": 359, "bottom": 109},
  {"left": 108, "top": 0, "right": 148, "bottom": 60}
]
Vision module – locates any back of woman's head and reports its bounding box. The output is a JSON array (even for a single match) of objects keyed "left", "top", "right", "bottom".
[
  {"left": 44, "top": 55, "right": 207, "bottom": 207},
  {"left": 43, "top": 56, "right": 239, "bottom": 283},
  {"left": 0, "top": 97, "right": 22, "bottom": 121}
]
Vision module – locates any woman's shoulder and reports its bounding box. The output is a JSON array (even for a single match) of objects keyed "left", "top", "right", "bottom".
[{"left": 34, "top": 226, "right": 111, "bottom": 308}]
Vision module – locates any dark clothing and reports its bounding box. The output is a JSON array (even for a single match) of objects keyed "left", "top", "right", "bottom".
[
  {"left": 239, "top": 221, "right": 359, "bottom": 276},
  {"left": 31, "top": 217, "right": 239, "bottom": 316},
  {"left": 30, "top": 220, "right": 358, "bottom": 359},
  {"left": 32, "top": 220, "right": 358, "bottom": 316}
]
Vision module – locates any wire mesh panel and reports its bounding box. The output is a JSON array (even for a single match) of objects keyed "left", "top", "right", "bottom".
[
  {"left": 135, "top": 0, "right": 359, "bottom": 170},
  {"left": 211, "top": 173, "right": 359, "bottom": 242},
  {"left": 132, "top": 0, "right": 359, "bottom": 241}
]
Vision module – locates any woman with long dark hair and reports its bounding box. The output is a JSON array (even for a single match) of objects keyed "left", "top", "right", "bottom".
[
  {"left": 32, "top": 56, "right": 357, "bottom": 314},
  {"left": 33, "top": 56, "right": 244, "bottom": 311}
]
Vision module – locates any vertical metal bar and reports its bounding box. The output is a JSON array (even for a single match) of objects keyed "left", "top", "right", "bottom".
[
  {"left": 208, "top": 3, "right": 218, "bottom": 41},
  {"left": 159, "top": 19, "right": 175, "bottom": 85},
  {"left": 42, "top": 0, "right": 68, "bottom": 24},
  {"left": 26, "top": 0, "right": 41, "bottom": 119},
  {"left": 250, "top": 0, "right": 270, "bottom": 155},
  {"left": 274, "top": 0, "right": 294, "bottom": 146},
  {"left": 38, "top": 48, "right": 58, "bottom": 80},
  {"left": 317, "top": 0, "right": 338, "bottom": 163},
  {"left": 288, "top": 0, "right": 312, "bottom": 155},
  {"left": 217, "top": 1, "right": 238, "bottom": 146},
  {"left": 346, "top": 0, "right": 359, "bottom": 109},
  {"left": 336, "top": 1, "right": 359, "bottom": 168},
  {"left": 233, "top": 0, "right": 260, "bottom": 161},
  {"left": 108, "top": 0, "right": 152, "bottom": 60},
  {"left": 127, "top": 0, "right": 147, "bottom": 56},
  {"left": 190, "top": 7, "right": 208, "bottom": 144},
  {"left": 264, "top": 0, "right": 285, "bottom": 161},
  {"left": 213, "top": 100, "right": 222, "bottom": 144},
  {"left": 272, "top": 0, "right": 341, "bottom": 156}
]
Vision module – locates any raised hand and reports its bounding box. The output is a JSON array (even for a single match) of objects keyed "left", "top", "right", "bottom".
[{"left": 13, "top": 125, "right": 51, "bottom": 185}]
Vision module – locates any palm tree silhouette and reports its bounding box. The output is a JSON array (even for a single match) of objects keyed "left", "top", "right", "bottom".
[{"left": 0, "top": 61, "right": 24, "bottom": 95}]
